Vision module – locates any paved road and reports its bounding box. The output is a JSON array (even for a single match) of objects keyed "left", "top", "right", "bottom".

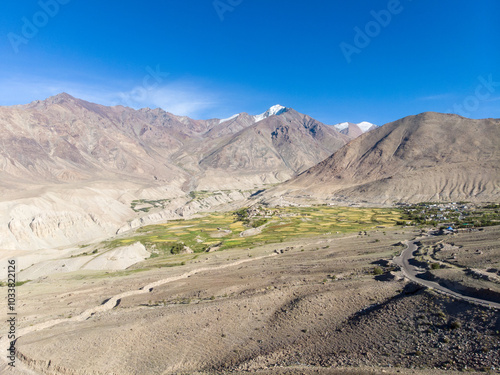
[{"left": 394, "top": 239, "right": 500, "bottom": 310}]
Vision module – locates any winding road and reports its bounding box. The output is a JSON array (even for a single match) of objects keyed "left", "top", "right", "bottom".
[{"left": 394, "top": 239, "right": 500, "bottom": 310}]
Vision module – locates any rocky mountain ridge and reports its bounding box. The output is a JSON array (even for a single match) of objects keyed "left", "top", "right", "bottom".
[
  {"left": 0, "top": 93, "right": 355, "bottom": 250},
  {"left": 271, "top": 112, "right": 500, "bottom": 204}
]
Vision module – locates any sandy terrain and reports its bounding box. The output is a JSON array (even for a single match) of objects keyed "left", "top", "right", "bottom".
[
  {"left": 13, "top": 242, "right": 150, "bottom": 281},
  {"left": 1, "top": 227, "right": 498, "bottom": 374}
]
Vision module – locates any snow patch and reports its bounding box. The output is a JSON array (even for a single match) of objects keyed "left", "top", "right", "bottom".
[
  {"left": 219, "top": 113, "right": 240, "bottom": 124},
  {"left": 333, "top": 122, "right": 350, "bottom": 131},
  {"left": 333, "top": 121, "right": 377, "bottom": 133},
  {"left": 218, "top": 105, "right": 288, "bottom": 126},
  {"left": 253, "top": 104, "right": 287, "bottom": 122},
  {"left": 357, "top": 121, "right": 376, "bottom": 132}
]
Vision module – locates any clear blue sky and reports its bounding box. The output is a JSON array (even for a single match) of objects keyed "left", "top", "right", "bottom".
[{"left": 0, "top": 0, "right": 499, "bottom": 125}]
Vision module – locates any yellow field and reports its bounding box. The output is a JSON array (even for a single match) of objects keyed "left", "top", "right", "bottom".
[{"left": 103, "top": 205, "right": 402, "bottom": 254}]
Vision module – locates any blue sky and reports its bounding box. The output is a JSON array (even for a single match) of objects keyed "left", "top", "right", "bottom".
[{"left": 0, "top": 0, "right": 499, "bottom": 125}]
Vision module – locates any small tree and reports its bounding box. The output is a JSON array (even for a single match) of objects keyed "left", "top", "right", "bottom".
[{"left": 170, "top": 242, "right": 185, "bottom": 255}]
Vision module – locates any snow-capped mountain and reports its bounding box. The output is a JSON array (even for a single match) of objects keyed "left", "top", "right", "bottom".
[
  {"left": 333, "top": 121, "right": 377, "bottom": 133},
  {"left": 219, "top": 104, "right": 288, "bottom": 125},
  {"left": 253, "top": 104, "right": 287, "bottom": 122},
  {"left": 357, "top": 121, "right": 377, "bottom": 132},
  {"left": 218, "top": 113, "right": 240, "bottom": 124},
  {"left": 218, "top": 107, "right": 376, "bottom": 141},
  {"left": 333, "top": 122, "right": 351, "bottom": 132}
]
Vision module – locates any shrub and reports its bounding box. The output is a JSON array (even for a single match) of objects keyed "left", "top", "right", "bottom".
[
  {"left": 450, "top": 320, "right": 462, "bottom": 330},
  {"left": 251, "top": 218, "right": 268, "bottom": 228},
  {"left": 234, "top": 208, "right": 249, "bottom": 223},
  {"left": 373, "top": 266, "right": 384, "bottom": 275},
  {"left": 431, "top": 262, "right": 441, "bottom": 270},
  {"left": 170, "top": 242, "right": 185, "bottom": 255}
]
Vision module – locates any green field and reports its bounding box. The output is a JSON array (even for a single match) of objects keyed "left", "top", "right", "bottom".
[{"left": 103, "top": 205, "right": 402, "bottom": 258}]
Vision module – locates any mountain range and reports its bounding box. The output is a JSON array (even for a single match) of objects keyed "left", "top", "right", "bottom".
[
  {"left": 0, "top": 93, "right": 371, "bottom": 249},
  {"left": 0, "top": 93, "right": 498, "bottom": 250},
  {"left": 272, "top": 112, "right": 500, "bottom": 204},
  {"left": 333, "top": 121, "right": 378, "bottom": 138},
  {"left": 0, "top": 93, "right": 368, "bottom": 193}
]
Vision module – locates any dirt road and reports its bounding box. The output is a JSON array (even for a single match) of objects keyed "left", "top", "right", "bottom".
[{"left": 394, "top": 239, "right": 500, "bottom": 309}]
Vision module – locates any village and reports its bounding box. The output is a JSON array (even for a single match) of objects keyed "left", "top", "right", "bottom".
[{"left": 396, "top": 202, "right": 500, "bottom": 230}]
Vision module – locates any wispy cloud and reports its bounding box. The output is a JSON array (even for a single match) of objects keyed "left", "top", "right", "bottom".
[
  {"left": 0, "top": 74, "right": 230, "bottom": 119},
  {"left": 111, "top": 81, "right": 220, "bottom": 118}
]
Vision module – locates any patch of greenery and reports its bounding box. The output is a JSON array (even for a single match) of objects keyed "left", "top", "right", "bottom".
[
  {"left": 234, "top": 207, "right": 250, "bottom": 224},
  {"left": 130, "top": 198, "right": 171, "bottom": 213},
  {"left": 0, "top": 280, "right": 31, "bottom": 287},
  {"left": 399, "top": 202, "right": 500, "bottom": 228},
  {"left": 251, "top": 218, "right": 268, "bottom": 228},
  {"left": 170, "top": 242, "right": 185, "bottom": 255},
  {"left": 100, "top": 205, "right": 403, "bottom": 263}
]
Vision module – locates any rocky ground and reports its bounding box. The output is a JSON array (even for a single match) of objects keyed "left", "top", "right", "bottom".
[
  {"left": 1, "top": 226, "right": 498, "bottom": 375},
  {"left": 416, "top": 226, "right": 500, "bottom": 304}
]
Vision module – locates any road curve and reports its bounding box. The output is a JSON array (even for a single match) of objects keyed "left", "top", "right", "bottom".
[{"left": 394, "top": 239, "right": 500, "bottom": 310}]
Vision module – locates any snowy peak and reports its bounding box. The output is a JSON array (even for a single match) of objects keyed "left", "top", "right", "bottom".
[
  {"left": 218, "top": 104, "right": 288, "bottom": 125},
  {"left": 357, "top": 121, "right": 377, "bottom": 132},
  {"left": 253, "top": 104, "right": 288, "bottom": 123},
  {"left": 333, "top": 122, "right": 352, "bottom": 132},
  {"left": 333, "top": 121, "right": 377, "bottom": 133},
  {"left": 218, "top": 113, "right": 240, "bottom": 124}
]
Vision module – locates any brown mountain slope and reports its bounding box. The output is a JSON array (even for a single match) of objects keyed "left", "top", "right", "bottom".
[
  {"left": 337, "top": 122, "right": 364, "bottom": 138},
  {"left": 0, "top": 94, "right": 353, "bottom": 249},
  {"left": 274, "top": 112, "right": 500, "bottom": 204},
  {"left": 199, "top": 109, "right": 350, "bottom": 174},
  {"left": 0, "top": 93, "right": 194, "bottom": 186},
  {"left": 0, "top": 93, "right": 353, "bottom": 191}
]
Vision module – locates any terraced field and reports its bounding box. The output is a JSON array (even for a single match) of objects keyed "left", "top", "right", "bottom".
[{"left": 103, "top": 205, "right": 402, "bottom": 257}]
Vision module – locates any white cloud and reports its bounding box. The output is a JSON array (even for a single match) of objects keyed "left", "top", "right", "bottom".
[
  {"left": 0, "top": 75, "right": 226, "bottom": 119},
  {"left": 112, "top": 82, "right": 220, "bottom": 118}
]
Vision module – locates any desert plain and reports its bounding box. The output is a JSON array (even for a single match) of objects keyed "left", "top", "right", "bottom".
[{"left": 1, "top": 205, "right": 499, "bottom": 375}]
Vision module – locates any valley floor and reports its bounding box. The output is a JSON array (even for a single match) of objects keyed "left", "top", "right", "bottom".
[{"left": 1, "top": 225, "right": 499, "bottom": 374}]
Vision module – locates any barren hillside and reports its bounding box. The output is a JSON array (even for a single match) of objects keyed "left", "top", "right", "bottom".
[
  {"left": 0, "top": 94, "right": 352, "bottom": 250},
  {"left": 273, "top": 112, "right": 500, "bottom": 204}
]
